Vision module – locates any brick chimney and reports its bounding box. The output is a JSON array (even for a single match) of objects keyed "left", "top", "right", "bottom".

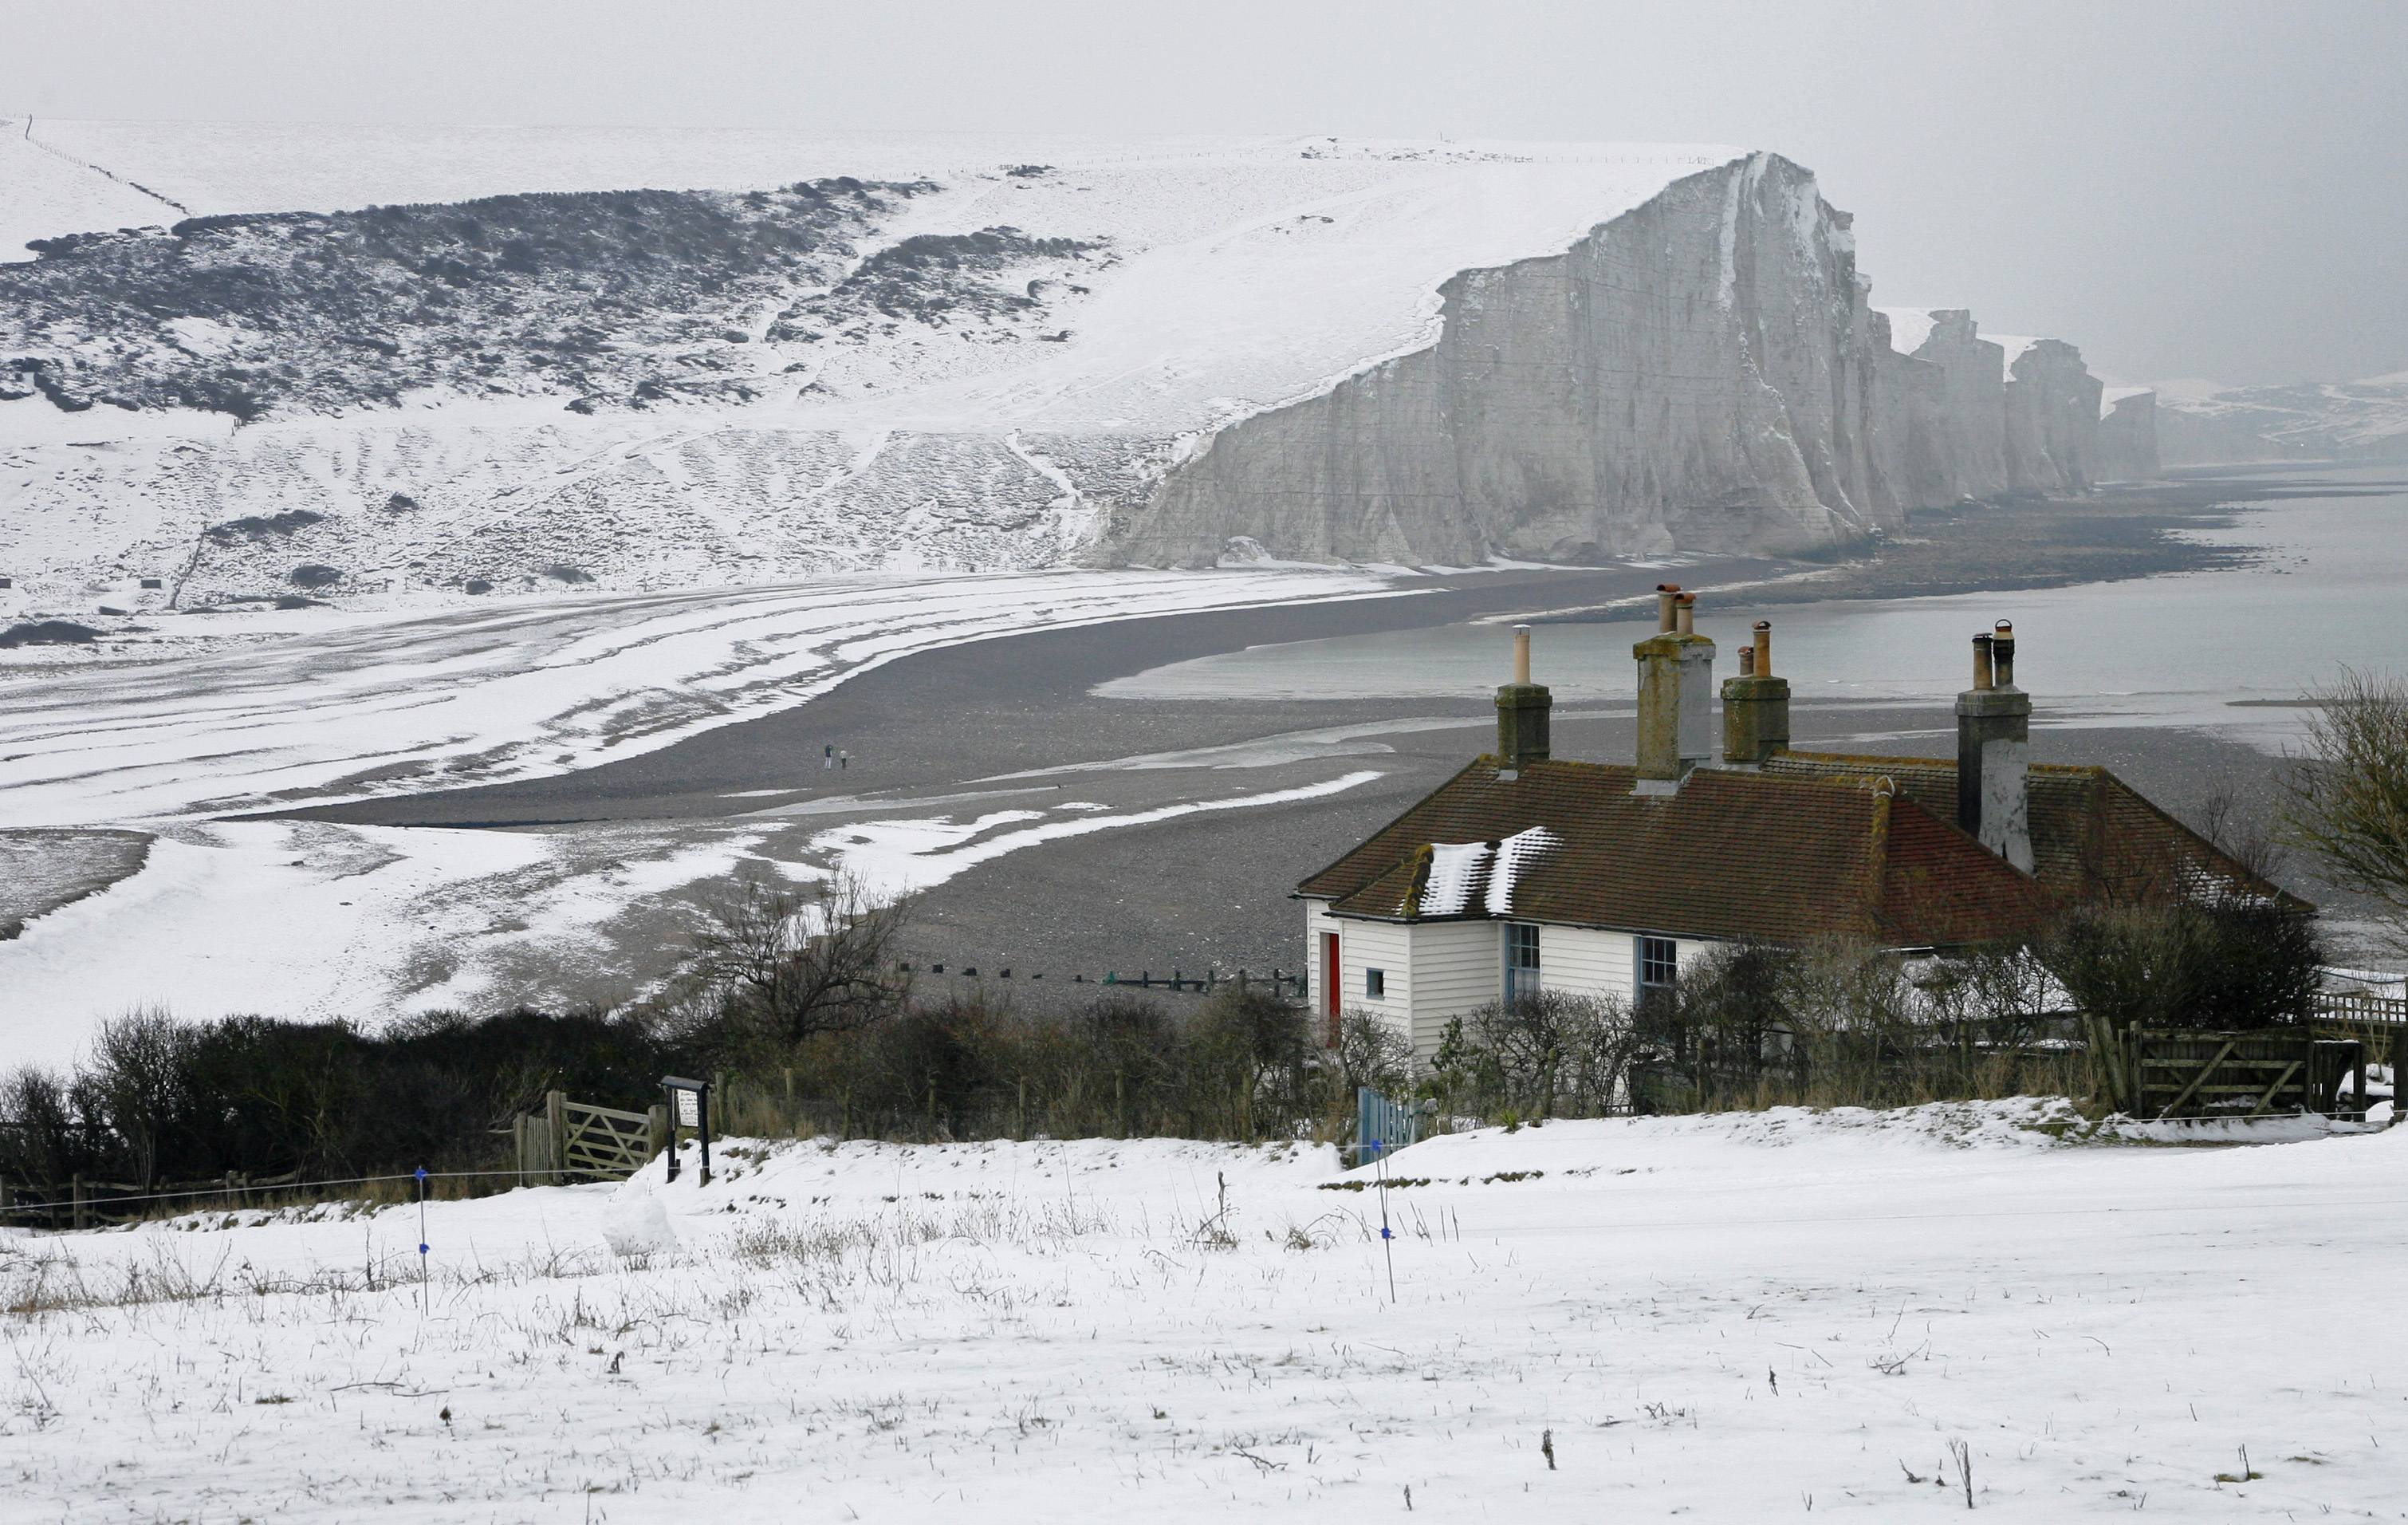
[
  {"left": 1721, "top": 620, "right": 1790, "bottom": 766},
  {"left": 1494, "top": 623, "right": 1551, "bottom": 773},
  {"left": 1634, "top": 585, "right": 1715, "bottom": 794},
  {"left": 1955, "top": 619, "right": 2033, "bottom": 872}
]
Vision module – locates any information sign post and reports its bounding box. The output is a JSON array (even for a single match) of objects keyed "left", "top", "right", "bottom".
[{"left": 662, "top": 1076, "right": 712, "bottom": 1186}]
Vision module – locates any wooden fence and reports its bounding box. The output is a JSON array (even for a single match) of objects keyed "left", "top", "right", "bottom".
[
  {"left": 2311, "top": 990, "right": 2408, "bottom": 1027},
  {"left": 2129, "top": 1028, "right": 2366, "bottom": 1121},
  {"left": 513, "top": 1091, "right": 666, "bottom": 1184}
]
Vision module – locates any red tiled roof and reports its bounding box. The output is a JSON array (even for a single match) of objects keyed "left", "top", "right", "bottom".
[
  {"left": 1296, "top": 758, "right": 2052, "bottom": 948},
  {"left": 1762, "top": 752, "right": 2308, "bottom": 913}
]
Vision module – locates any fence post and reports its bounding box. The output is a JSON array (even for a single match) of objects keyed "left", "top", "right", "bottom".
[
  {"left": 647, "top": 1104, "right": 670, "bottom": 1160},
  {"left": 72, "top": 1172, "right": 88, "bottom": 1231},
  {"left": 545, "top": 1090, "right": 569, "bottom": 1185}
]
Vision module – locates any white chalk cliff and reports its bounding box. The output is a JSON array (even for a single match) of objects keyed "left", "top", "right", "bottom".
[{"left": 0, "top": 124, "right": 2136, "bottom": 607}]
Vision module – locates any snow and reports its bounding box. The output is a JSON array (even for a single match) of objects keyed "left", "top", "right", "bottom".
[
  {"left": 2156, "top": 371, "right": 2408, "bottom": 457},
  {"left": 0, "top": 569, "right": 1395, "bottom": 828},
  {"left": 0, "top": 568, "right": 1405, "bottom": 1058},
  {"left": 3, "top": 122, "right": 1741, "bottom": 438},
  {"left": 1989, "top": 333, "right": 2043, "bottom": 377},
  {"left": 1421, "top": 840, "right": 1492, "bottom": 916},
  {"left": 6, "top": 1101, "right": 2403, "bottom": 1519},
  {"left": 1879, "top": 305, "right": 1938, "bottom": 357},
  {"left": 2100, "top": 383, "right": 2153, "bottom": 419},
  {"left": 809, "top": 772, "right": 1387, "bottom": 903},
  {"left": 1483, "top": 825, "right": 1561, "bottom": 916}
]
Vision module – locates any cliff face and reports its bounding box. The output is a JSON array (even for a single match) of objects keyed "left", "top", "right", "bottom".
[
  {"left": 2001, "top": 339, "right": 2104, "bottom": 495},
  {"left": 1115, "top": 159, "right": 2120, "bottom": 568},
  {"left": 2097, "top": 389, "right": 2162, "bottom": 480},
  {"left": 1882, "top": 309, "right": 2011, "bottom": 501},
  {"left": 1114, "top": 156, "right": 1901, "bottom": 565}
]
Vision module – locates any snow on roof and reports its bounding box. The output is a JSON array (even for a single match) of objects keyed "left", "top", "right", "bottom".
[
  {"left": 1420, "top": 840, "right": 1493, "bottom": 917},
  {"left": 0, "top": 120, "right": 1745, "bottom": 437},
  {"left": 1483, "top": 826, "right": 1562, "bottom": 917},
  {"left": 1879, "top": 306, "right": 1938, "bottom": 357}
]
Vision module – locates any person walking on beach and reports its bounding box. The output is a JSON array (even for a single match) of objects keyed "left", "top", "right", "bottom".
[
  {"left": 839, "top": 750, "right": 849, "bottom": 771},
  {"left": 823, "top": 743, "right": 834, "bottom": 770}
]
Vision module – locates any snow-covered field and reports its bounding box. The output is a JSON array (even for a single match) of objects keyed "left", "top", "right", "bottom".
[
  {"left": 6, "top": 1102, "right": 2402, "bottom": 1519},
  {"left": 0, "top": 567, "right": 1403, "bottom": 1058}
]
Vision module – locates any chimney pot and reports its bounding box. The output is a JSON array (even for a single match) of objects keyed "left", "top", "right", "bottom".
[
  {"left": 1513, "top": 624, "right": 1531, "bottom": 685},
  {"left": 1738, "top": 646, "right": 1755, "bottom": 676},
  {"left": 1674, "top": 592, "right": 1696, "bottom": 636},
  {"left": 1752, "top": 620, "right": 1772, "bottom": 678},
  {"left": 1655, "top": 584, "right": 1680, "bottom": 632},
  {"left": 1992, "top": 619, "right": 2017, "bottom": 688},
  {"left": 1972, "top": 632, "right": 1995, "bottom": 691}
]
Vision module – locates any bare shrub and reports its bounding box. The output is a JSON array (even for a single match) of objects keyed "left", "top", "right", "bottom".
[
  {"left": 1331, "top": 1007, "right": 1411, "bottom": 1099},
  {"left": 2284, "top": 668, "right": 2408, "bottom": 948},
  {"left": 675, "top": 872, "right": 912, "bottom": 1053},
  {"left": 1430, "top": 991, "right": 1637, "bottom": 1120}
]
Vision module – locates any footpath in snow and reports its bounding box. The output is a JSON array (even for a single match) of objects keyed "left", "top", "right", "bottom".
[{"left": 6, "top": 1101, "right": 2403, "bottom": 1520}]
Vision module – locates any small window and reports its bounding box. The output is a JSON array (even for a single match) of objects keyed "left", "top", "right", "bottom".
[
  {"left": 1639, "top": 936, "right": 1679, "bottom": 991},
  {"left": 1364, "top": 967, "right": 1386, "bottom": 1000},
  {"left": 1504, "top": 923, "right": 1540, "bottom": 1001}
]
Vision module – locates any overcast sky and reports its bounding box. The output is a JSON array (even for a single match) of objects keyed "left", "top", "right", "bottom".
[{"left": 2, "top": 0, "right": 2398, "bottom": 385}]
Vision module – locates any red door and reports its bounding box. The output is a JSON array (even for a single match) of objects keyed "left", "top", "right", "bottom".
[{"left": 1320, "top": 931, "right": 1341, "bottom": 1047}]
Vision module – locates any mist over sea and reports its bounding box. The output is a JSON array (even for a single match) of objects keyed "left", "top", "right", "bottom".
[{"left": 1104, "top": 467, "right": 2407, "bottom": 750}]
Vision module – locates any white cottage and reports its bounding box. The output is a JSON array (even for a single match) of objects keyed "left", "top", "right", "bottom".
[{"left": 1295, "top": 588, "right": 2288, "bottom": 1058}]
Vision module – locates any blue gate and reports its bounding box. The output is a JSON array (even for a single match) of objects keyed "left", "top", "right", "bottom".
[{"left": 1354, "top": 1086, "right": 1420, "bottom": 1160}]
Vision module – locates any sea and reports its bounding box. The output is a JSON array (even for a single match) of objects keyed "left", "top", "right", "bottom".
[{"left": 1101, "top": 466, "right": 2408, "bottom": 751}]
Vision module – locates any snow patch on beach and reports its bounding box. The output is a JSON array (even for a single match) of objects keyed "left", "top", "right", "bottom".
[{"left": 0, "top": 567, "right": 1403, "bottom": 1053}]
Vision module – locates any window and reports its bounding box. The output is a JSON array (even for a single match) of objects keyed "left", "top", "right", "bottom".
[
  {"left": 1639, "top": 936, "right": 1679, "bottom": 994},
  {"left": 1364, "top": 967, "right": 1387, "bottom": 1000},
  {"left": 1504, "top": 924, "right": 1540, "bottom": 1001}
]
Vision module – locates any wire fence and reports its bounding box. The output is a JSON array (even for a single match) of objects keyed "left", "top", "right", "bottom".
[
  {"left": 903, "top": 962, "right": 1306, "bottom": 999},
  {"left": 0, "top": 1164, "right": 620, "bottom": 1231}
]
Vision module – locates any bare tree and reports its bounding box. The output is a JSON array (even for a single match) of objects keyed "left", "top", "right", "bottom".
[
  {"left": 1332, "top": 1007, "right": 1412, "bottom": 1098},
  {"left": 2284, "top": 668, "right": 2408, "bottom": 947},
  {"left": 679, "top": 871, "right": 912, "bottom": 1048},
  {"left": 2194, "top": 778, "right": 2289, "bottom": 885}
]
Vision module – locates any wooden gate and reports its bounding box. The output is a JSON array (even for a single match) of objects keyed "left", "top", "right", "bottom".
[
  {"left": 2130, "top": 1029, "right": 2365, "bottom": 1121},
  {"left": 515, "top": 1091, "right": 667, "bottom": 1184}
]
